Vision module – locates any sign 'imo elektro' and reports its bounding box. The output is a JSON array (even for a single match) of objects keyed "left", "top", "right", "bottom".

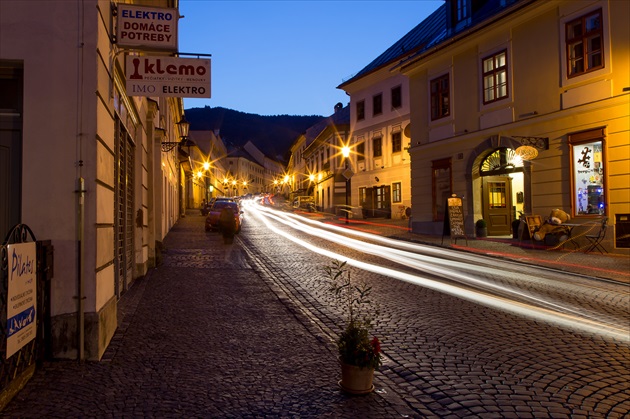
[
  {"left": 126, "top": 56, "right": 211, "bottom": 98},
  {"left": 116, "top": 4, "right": 178, "bottom": 51}
]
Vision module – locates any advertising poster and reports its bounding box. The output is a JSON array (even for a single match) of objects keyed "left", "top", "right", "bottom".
[{"left": 6, "top": 242, "right": 37, "bottom": 359}]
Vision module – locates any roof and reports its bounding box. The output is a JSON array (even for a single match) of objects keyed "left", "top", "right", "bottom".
[
  {"left": 338, "top": 0, "right": 524, "bottom": 89},
  {"left": 338, "top": 4, "right": 445, "bottom": 89},
  {"left": 303, "top": 105, "right": 350, "bottom": 149}
]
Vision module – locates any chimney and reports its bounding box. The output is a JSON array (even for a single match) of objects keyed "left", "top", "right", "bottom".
[{"left": 334, "top": 102, "right": 343, "bottom": 113}]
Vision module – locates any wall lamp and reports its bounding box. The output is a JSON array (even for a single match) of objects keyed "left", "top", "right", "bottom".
[{"left": 161, "top": 115, "right": 191, "bottom": 152}]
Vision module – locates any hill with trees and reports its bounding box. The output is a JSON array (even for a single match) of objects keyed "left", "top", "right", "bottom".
[{"left": 185, "top": 106, "right": 324, "bottom": 163}]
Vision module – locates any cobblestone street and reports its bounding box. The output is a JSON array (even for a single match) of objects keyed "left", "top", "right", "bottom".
[{"left": 3, "top": 209, "right": 629, "bottom": 418}]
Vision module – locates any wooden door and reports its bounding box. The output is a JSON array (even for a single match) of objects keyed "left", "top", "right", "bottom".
[{"left": 482, "top": 176, "right": 512, "bottom": 236}]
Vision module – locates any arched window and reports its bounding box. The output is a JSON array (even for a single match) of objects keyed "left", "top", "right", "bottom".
[{"left": 480, "top": 147, "right": 523, "bottom": 176}]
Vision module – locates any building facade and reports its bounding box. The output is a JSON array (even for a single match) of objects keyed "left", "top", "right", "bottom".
[
  {"left": 397, "top": 0, "right": 628, "bottom": 253},
  {"left": 338, "top": 56, "right": 414, "bottom": 220},
  {"left": 0, "top": 0, "right": 195, "bottom": 360}
]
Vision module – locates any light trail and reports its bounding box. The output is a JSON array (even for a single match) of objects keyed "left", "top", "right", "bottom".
[{"left": 250, "top": 204, "right": 629, "bottom": 343}]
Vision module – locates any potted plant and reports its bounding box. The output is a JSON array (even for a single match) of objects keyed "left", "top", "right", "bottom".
[
  {"left": 325, "top": 260, "right": 382, "bottom": 394},
  {"left": 475, "top": 219, "right": 487, "bottom": 238}
]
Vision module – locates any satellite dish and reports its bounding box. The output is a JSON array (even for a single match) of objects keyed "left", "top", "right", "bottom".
[{"left": 403, "top": 124, "right": 411, "bottom": 138}]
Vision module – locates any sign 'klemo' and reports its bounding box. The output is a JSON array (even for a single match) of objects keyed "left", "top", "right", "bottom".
[
  {"left": 116, "top": 4, "right": 178, "bottom": 51},
  {"left": 126, "top": 56, "right": 211, "bottom": 98}
]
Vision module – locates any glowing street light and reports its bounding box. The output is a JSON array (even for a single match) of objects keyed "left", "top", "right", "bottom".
[{"left": 341, "top": 145, "right": 352, "bottom": 224}]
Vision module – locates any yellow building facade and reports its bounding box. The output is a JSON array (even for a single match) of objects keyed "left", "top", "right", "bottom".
[{"left": 401, "top": 0, "right": 629, "bottom": 253}]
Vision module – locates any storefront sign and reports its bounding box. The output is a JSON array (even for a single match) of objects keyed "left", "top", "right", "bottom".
[
  {"left": 6, "top": 242, "right": 37, "bottom": 359},
  {"left": 117, "top": 4, "right": 178, "bottom": 51},
  {"left": 126, "top": 56, "right": 211, "bottom": 98}
]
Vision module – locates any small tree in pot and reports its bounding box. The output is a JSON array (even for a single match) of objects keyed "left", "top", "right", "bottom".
[{"left": 325, "top": 260, "right": 382, "bottom": 394}]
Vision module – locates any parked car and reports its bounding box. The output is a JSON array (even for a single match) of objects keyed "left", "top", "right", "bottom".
[
  {"left": 200, "top": 198, "right": 216, "bottom": 216},
  {"left": 205, "top": 201, "right": 242, "bottom": 232}
]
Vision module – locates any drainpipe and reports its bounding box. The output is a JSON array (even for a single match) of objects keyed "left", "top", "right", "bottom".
[{"left": 77, "top": 176, "right": 86, "bottom": 361}]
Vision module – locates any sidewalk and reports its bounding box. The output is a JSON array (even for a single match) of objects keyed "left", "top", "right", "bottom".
[
  {"left": 2, "top": 211, "right": 406, "bottom": 418},
  {"left": 312, "top": 212, "right": 630, "bottom": 284}
]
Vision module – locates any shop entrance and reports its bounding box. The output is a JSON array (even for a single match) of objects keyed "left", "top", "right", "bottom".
[
  {"left": 362, "top": 185, "right": 391, "bottom": 218},
  {"left": 482, "top": 176, "right": 513, "bottom": 236},
  {"left": 479, "top": 147, "right": 525, "bottom": 236}
]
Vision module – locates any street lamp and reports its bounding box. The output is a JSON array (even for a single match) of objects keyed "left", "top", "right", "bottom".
[
  {"left": 342, "top": 146, "right": 351, "bottom": 224},
  {"left": 161, "top": 115, "right": 191, "bottom": 152}
]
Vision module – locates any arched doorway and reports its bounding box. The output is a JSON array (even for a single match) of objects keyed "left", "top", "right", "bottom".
[{"left": 479, "top": 148, "right": 524, "bottom": 235}]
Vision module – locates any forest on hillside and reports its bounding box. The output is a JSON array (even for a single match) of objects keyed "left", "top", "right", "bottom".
[{"left": 185, "top": 106, "right": 324, "bottom": 162}]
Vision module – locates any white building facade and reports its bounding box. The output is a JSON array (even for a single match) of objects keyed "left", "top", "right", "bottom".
[{"left": 0, "top": 0, "right": 193, "bottom": 361}]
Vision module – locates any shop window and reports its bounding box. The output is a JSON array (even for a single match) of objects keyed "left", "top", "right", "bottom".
[
  {"left": 432, "top": 158, "right": 452, "bottom": 222},
  {"left": 570, "top": 129, "right": 605, "bottom": 216}
]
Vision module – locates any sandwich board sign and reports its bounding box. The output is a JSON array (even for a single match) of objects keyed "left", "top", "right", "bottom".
[
  {"left": 6, "top": 242, "right": 37, "bottom": 358},
  {"left": 442, "top": 194, "right": 468, "bottom": 245}
]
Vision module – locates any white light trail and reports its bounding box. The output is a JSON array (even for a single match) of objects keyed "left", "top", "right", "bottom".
[{"left": 250, "top": 204, "right": 629, "bottom": 343}]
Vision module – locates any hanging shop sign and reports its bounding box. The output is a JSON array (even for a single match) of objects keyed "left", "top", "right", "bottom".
[
  {"left": 116, "top": 4, "right": 178, "bottom": 51},
  {"left": 6, "top": 242, "right": 37, "bottom": 359},
  {"left": 126, "top": 56, "right": 211, "bottom": 98}
]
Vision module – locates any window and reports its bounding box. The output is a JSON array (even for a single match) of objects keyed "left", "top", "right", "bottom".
[
  {"left": 358, "top": 187, "right": 367, "bottom": 206},
  {"left": 482, "top": 50, "right": 508, "bottom": 104},
  {"left": 391, "top": 85, "right": 402, "bottom": 109},
  {"left": 569, "top": 128, "right": 605, "bottom": 216},
  {"left": 356, "top": 100, "right": 365, "bottom": 121},
  {"left": 373, "top": 137, "right": 382, "bottom": 157},
  {"left": 432, "top": 158, "right": 452, "bottom": 222},
  {"left": 430, "top": 74, "right": 450, "bottom": 120},
  {"left": 356, "top": 142, "right": 365, "bottom": 161},
  {"left": 566, "top": 9, "right": 603, "bottom": 78},
  {"left": 392, "top": 182, "right": 402, "bottom": 203},
  {"left": 392, "top": 132, "right": 402, "bottom": 153},
  {"left": 373, "top": 93, "right": 382, "bottom": 116}
]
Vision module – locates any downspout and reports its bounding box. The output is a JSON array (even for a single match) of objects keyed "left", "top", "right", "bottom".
[{"left": 75, "top": 0, "right": 85, "bottom": 361}]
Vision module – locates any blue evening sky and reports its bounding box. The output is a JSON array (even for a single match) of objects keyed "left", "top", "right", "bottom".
[{"left": 179, "top": 0, "right": 442, "bottom": 116}]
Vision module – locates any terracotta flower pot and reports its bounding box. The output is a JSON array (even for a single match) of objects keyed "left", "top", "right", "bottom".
[{"left": 339, "top": 361, "right": 374, "bottom": 395}]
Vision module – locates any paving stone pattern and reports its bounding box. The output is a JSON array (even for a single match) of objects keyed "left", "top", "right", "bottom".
[{"left": 2, "top": 210, "right": 629, "bottom": 418}]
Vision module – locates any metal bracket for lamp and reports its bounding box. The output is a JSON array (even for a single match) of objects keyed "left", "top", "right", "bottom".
[{"left": 161, "top": 116, "right": 191, "bottom": 152}]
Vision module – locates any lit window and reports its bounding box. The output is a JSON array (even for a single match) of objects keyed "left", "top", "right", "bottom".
[
  {"left": 392, "top": 182, "right": 402, "bottom": 203},
  {"left": 482, "top": 50, "right": 508, "bottom": 104},
  {"left": 566, "top": 9, "right": 603, "bottom": 77}
]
